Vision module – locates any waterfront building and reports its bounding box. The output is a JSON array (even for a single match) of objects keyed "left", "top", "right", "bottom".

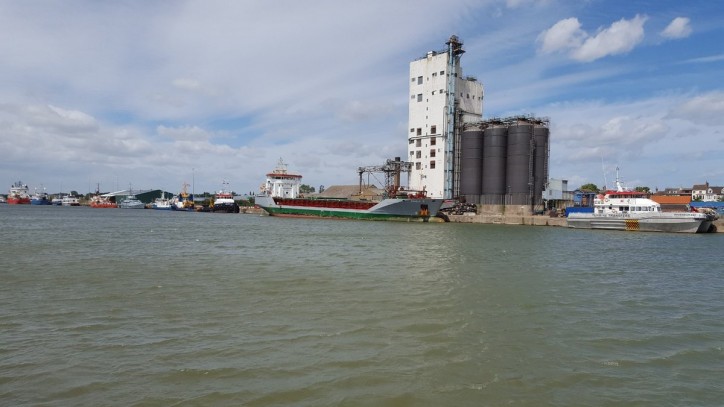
[{"left": 408, "top": 36, "right": 483, "bottom": 199}]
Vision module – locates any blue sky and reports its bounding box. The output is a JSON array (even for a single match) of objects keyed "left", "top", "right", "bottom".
[{"left": 1, "top": 0, "right": 722, "bottom": 195}]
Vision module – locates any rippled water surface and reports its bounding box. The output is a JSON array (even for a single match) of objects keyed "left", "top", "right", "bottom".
[{"left": 1, "top": 205, "right": 723, "bottom": 406}]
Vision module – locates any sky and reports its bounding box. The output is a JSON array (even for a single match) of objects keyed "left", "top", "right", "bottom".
[{"left": 1, "top": 0, "right": 723, "bottom": 196}]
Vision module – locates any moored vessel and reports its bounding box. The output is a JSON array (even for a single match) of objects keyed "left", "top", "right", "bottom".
[
  {"left": 30, "top": 187, "right": 52, "bottom": 205},
  {"left": 7, "top": 181, "right": 31, "bottom": 205},
  {"left": 61, "top": 195, "right": 81, "bottom": 206},
  {"left": 89, "top": 195, "right": 117, "bottom": 208},
  {"left": 256, "top": 159, "right": 444, "bottom": 221},
  {"left": 151, "top": 192, "right": 172, "bottom": 210},
  {"left": 567, "top": 169, "right": 715, "bottom": 233},
  {"left": 118, "top": 194, "right": 145, "bottom": 209},
  {"left": 171, "top": 183, "right": 195, "bottom": 211},
  {"left": 211, "top": 181, "right": 239, "bottom": 213}
]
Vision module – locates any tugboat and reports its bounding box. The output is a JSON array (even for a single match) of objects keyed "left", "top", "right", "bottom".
[
  {"left": 7, "top": 181, "right": 31, "bottom": 205},
  {"left": 211, "top": 180, "right": 240, "bottom": 213}
]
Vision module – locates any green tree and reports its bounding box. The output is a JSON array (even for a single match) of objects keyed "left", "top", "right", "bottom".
[
  {"left": 635, "top": 186, "right": 650, "bottom": 193},
  {"left": 300, "top": 184, "right": 315, "bottom": 194},
  {"left": 579, "top": 183, "right": 599, "bottom": 192}
]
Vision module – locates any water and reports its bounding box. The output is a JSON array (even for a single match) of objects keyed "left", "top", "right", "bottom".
[{"left": 1, "top": 205, "right": 723, "bottom": 406}]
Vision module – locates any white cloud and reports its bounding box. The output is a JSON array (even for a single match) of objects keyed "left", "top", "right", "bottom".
[
  {"left": 537, "top": 17, "right": 587, "bottom": 54},
  {"left": 538, "top": 15, "right": 647, "bottom": 62},
  {"left": 667, "top": 91, "right": 724, "bottom": 126},
  {"left": 661, "top": 17, "right": 692, "bottom": 39},
  {"left": 572, "top": 15, "right": 647, "bottom": 62}
]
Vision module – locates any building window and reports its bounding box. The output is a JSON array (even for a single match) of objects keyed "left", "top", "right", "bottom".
[
  {"left": 417, "top": 76, "right": 423, "bottom": 85},
  {"left": 409, "top": 150, "right": 414, "bottom": 156},
  {"left": 430, "top": 149, "right": 436, "bottom": 158},
  {"left": 416, "top": 151, "right": 421, "bottom": 159},
  {"left": 430, "top": 161, "right": 436, "bottom": 169},
  {"left": 410, "top": 128, "right": 414, "bottom": 133},
  {"left": 440, "top": 89, "right": 444, "bottom": 94},
  {"left": 430, "top": 137, "right": 436, "bottom": 145},
  {"left": 411, "top": 95, "right": 415, "bottom": 99},
  {"left": 409, "top": 139, "right": 414, "bottom": 144},
  {"left": 415, "top": 139, "right": 421, "bottom": 147},
  {"left": 411, "top": 78, "right": 415, "bottom": 82},
  {"left": 417, "top": 94, "right": 422, "bottom": 102},
  {"left": 432, "top": 72, "right": 437, "bottom": 77},
  {"left": 430, "top": 125, "right": 437, "bottom": 134},
  {"left": 416, "top": 128, "right": 422, "bottom": 136},
  {"left": 416, "top": 162, "right": 422, "bottom": 170},
  {"left": 440, "top": 71, "right": 444, "bottom": 75},
  {"left": 431, "top": 90, "right": 435, "bottom": 95}
]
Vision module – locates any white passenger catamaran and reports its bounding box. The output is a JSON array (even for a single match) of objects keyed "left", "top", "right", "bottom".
[{"left": 567, "top": 169, "right": 715, "bottom": 233}]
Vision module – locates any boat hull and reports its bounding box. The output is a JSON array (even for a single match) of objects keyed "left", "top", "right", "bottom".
[
  {"left": 8, "top": 197, "right": 31, "bottom": 205},
  {"left": 255, "top": 195, "right": 445, "bottom": 221},
  {"left": 212, "top": 203, "right": 240, "bottom": 213},
  {"left": 567, "top": 213, "right": 713, "bottom": 233},
  {"left": 30, "top": 198, "right": 51, "bottom": 205}
]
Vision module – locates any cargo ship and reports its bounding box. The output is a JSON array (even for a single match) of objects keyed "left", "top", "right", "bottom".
[
  {"left": 567, "top": 170, "right": 715, "bottom": 233},
  {"left": 255, "top": 158, "right": 444, "bottom": 221}
]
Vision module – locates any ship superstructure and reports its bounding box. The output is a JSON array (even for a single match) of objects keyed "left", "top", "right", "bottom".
[{"left": 261, "top": 158, "right": 303, "bottom": 199}]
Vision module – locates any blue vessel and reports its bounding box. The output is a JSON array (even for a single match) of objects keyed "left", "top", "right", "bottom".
[{"left": 30, "top": 188, "right": 52, "bottom": 205}]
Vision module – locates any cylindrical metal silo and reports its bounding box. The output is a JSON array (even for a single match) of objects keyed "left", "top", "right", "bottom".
[
  {"left": 505, "top": 122, "right": 533, "bottom": 203},
  {"left": 533, "top": 125, "right": 549, "bottom": 205},
  {"left": 482, "top": 125, "right": 507, "bottom": 196},
  {"left": 460, "top": 128, "right": 483, "bottom": 200}
]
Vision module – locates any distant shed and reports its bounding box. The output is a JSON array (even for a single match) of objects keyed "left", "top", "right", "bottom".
[{"left": 651, "top": 195, "right": 690, "bottom": 212}]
